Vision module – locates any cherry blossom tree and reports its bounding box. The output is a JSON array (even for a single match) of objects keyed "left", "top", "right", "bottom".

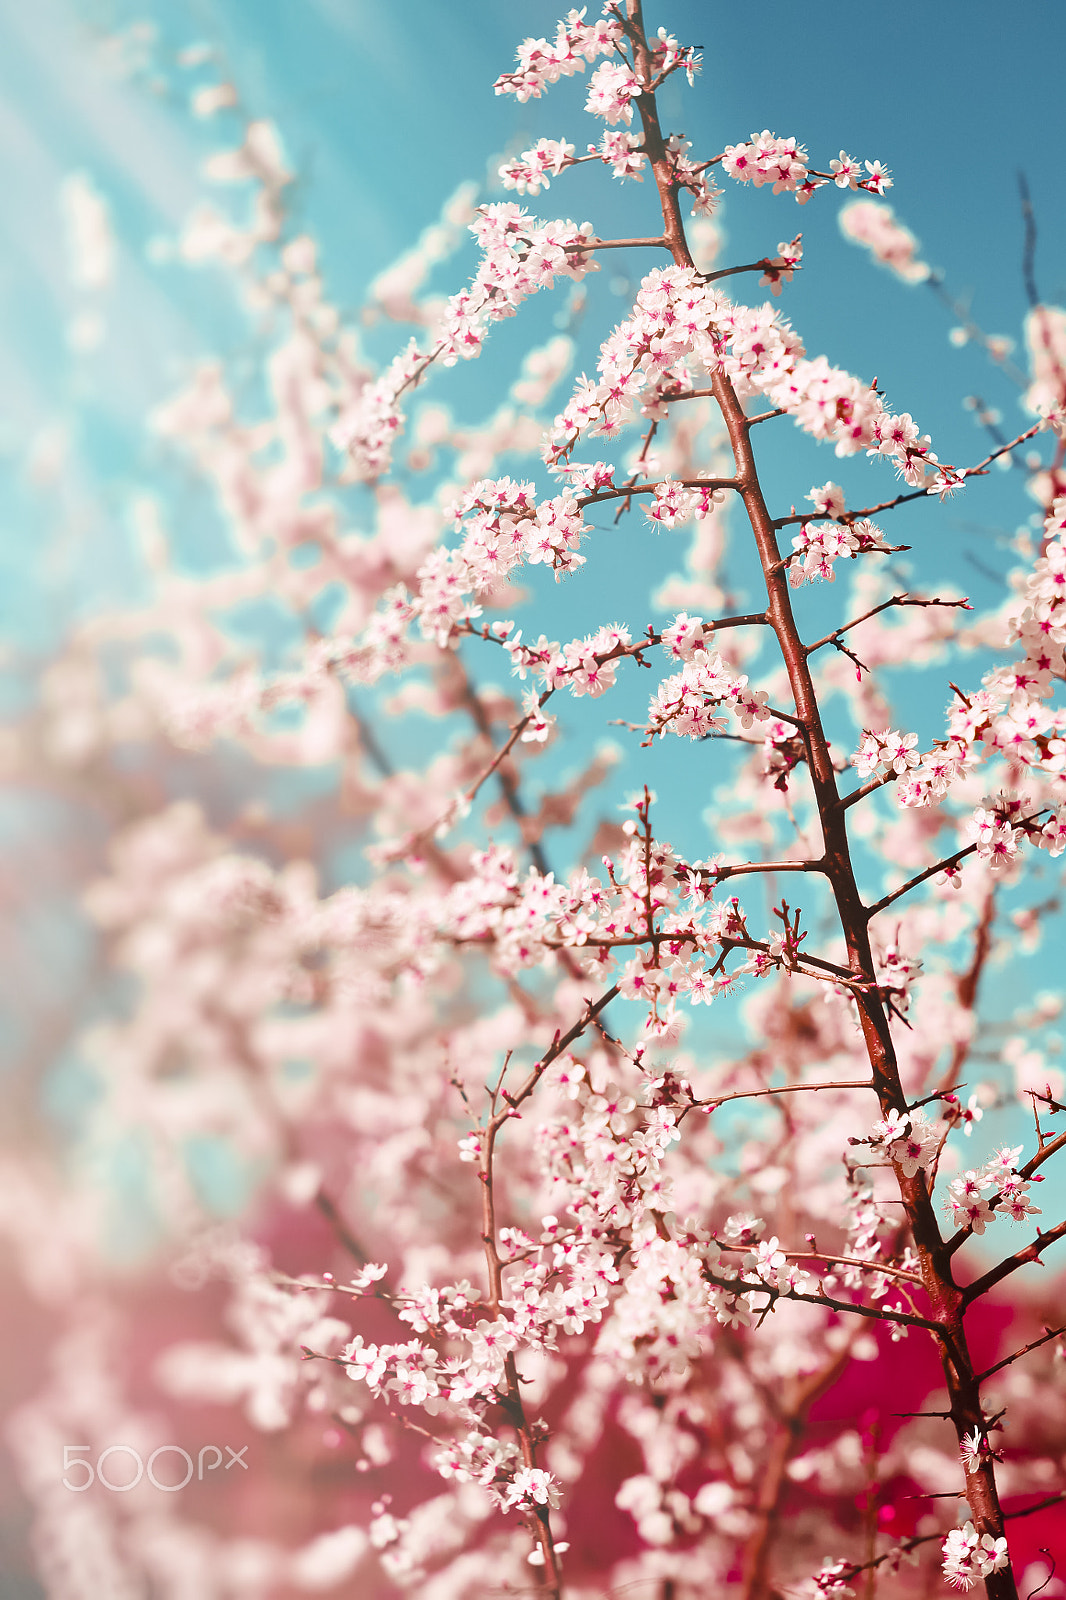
[{"left": 4, "top": 4, "right": 1066, "bottom": 1598}]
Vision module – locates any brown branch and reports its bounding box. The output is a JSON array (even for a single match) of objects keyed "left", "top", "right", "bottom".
[
  {"left": 569, "top": 234, "right": 668, "bottom": 251},
  {"left": 864, "top": 843, "right": 979, "bottom": 919},
  {"left": 783, "top": 1250, "right": 925, "bottom": 1287},
  {"left": 741, "top": 1346, "right": 852, "bottom": 1599},
  {"left": 454, "top": 664, "right": 550, "bottom": 877},
  {"left": 839, "top": 769, "right": 898, "bottom": 812},
  {"left": 710, "top": 856, "right": 826, "bottom": 884},
  {"left": 315, "top": 1190, "right": 368, "bottom": 1267},
  {"left": 924, "top": 272, "right": 1031, "bottom": 390},
  {"left": 1004, "top": 1491, "right": 1066, "bottom": 1521},
  {"left": 805, "top": 594, "right": 972, "bottom": 657},
  {"left": 578, "top": 475, "right": 740, "bottom": 508},
  {"left": 705, "top": 612, "right": 773, "bottom": 632},
  {"left": 974, "top": 1325, "right": 1066, "bottom": 1384},
  {"left": 773, "top": 488, "right": 935, "bottom": 531},
  {"left": 477, "top": 984, "right": 618, "bottom": 1595},
  {"left": 706, "top": 1271, "right": 943, "bottom": 1334},
  {"left": 684, "top": 1077, "right": 872, "bottom": 1121},
  {"left": 704, "top": 257, "right": 783, "bottom": 284},
  {"left": 626, "top": 4, "right": 1018, "bottom": 1582},
  {"left": 961, "top": 1219, "right": 1066, "bottom": 1305},
  {"left": 662, "top": 385, "right": 717, "bottom": 402},
  {"left": 772, "top": 424, "right": 1043, "bottom": 530},
  {"left": 822, "top": 1530, "right": 943, "bottom": 1586},
  {"left": 1022, "top": 1127, "right": 1066, "bottom": 1181},
  {"left": 816, "top": 1491, "right": 1065, "bottom": 1592}
]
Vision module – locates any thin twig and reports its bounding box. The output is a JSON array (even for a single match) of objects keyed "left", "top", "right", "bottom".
[
  {"left": 578, "top": 475, "right": 740, "bottom": 508},
  {"left": 974, "top": 1325, "right": 1066, "bottom": 1384},
  {"left": 772, "top": 424, "right": 1043, "bottom": 530},
  {"left": 805, "top": 595, "right": 971, "bottom": 657},
  {"left": 961, "top": 1219, "right": 1066, "bottom": 1304},
  {"left": 569, "top": 234, "right": 668, "bottom": 252},
  {"left": 709, "top": 856, "right": 826, "bottom": 884},
  {"left": 705, "top": 1271, "right": 944, "bottom": 1335},
  {"left": 685, "top": 1077, "right": 872, "bottom": 1118},
  {"left": 864, "top": 844, "right": 979, "bottom": 919}
]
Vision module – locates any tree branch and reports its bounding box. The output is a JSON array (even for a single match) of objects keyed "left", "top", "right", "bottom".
[
  {"left": 961, "top": 1219, "right": 1066, "bottom": 1304},
  {"left": 974, "top": 1324, "right": 1066, "bottom": 1383},
  {"left": 864, "top": 844, "right": 979, "bottom": 919},
  {"left": 805, "top": 594, "right": 972, "bottom": 657},
  {"left": 477, "top": 984, "right": 618, "bottom": 1594},
  {"left": 772, "top": 424, "right": 1043, "bottom": 530},
  {"left": 627, "top": 5, "right": 1018, "bottom": 1576}
]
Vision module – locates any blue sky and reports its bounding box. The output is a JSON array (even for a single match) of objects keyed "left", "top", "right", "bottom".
[
  {"left": 3, "top": 0, "right": 1064, "bottom": 632},
  {"left": 2, "top": 0, "right": 1064, "bottom": 682}
]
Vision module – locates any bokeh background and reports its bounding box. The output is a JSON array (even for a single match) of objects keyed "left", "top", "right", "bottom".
[{"left": 2, "top": 1, "right": 1065, "bottom": 1590}]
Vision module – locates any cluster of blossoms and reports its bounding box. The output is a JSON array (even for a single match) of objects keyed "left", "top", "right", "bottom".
[
  {"left": 330, "top": 585, "right": 416, "bottom": 685},
  {"left": 788, "top": 517, "right": 887, "bottom": 585},
  {"left": 329, "top": 477, "right": 596, "bottom": 676},
  {"left": 585, "top": 59, "right": 644, "bottom": 125},
  {"left": 647, "top": 26, "right": 703, "bottom": 88},
  {"left": 872, "top": 940, "right": 924, "bottom": 1020},
  {"left": 441, "top": 204, "right": 598, "bottom": 365},
  {"left": 838, "top": 199, "right": 931, "bottom": 284},
  {"left": 941, "top": 1521, "right": 1010, "bottom": 1589},
  {"left": 721, "top": 130, "right": 891, "bottom": 203},
  {"left": 544, "top": 264, "right": 958, "bottom": 490},
  {"left": 340, "top": 1050, "right": 792, "bottom": 1515},
  {"left": 494, "top": 4, "right": 701, "bottom": 110},
  {"left": 877, "top": 494, "right": 1066, "bottom": 822},
  {"left": 498, "top": 137, "right": 576, "bottom": 196},
  {"left": 595, "top": 127, "right": 647, "bottom": 180},
  {"left": 853, "top": 728, "right": 922, "bottom": 780},
  {"left": 892, "top": 743, "right": 973, "bottom": 811},
  {"left": 645, "top": 614, "right": 769, "bottom": 741},
  {"left": 333, "top": 204, "right": 597, "bottom": 479},
  {"left": 528, "top": 1071, "right": 824, "bottom": 1368},
  {"left": 759, "top": 233, "right": 804, "bottom": 295},
  {"left": 760, "top": 719, "right": 808, "bottom": 792},
  {"left": 825, "top": 1176, "right": 916, "bottom": 1308},
  {"left": 721, "top": 131, "right": 811, "bottom": 197},
  {"left": 437, "top": 832, "right": 744, "bottom": 1010},
  {"left": 945, "top": 1145, "right": 1041, "bottom": 1234},
  {"left": 965, "top": 803, "right": 1027, "bottom": 873},
  {"left": 543, "top": 267, "right": 734, "bottom": 463},
  {"left": 868, "top": 1106, "right": 939, "bottom": 1178},
  {"left": 421, "top": 477, "right": 592, "bottom": 644},
  {"left": 775, "top": 365, "right": 952, "bottom": 486},
  {"left": 811, "top": 1556, "right": 859, "bottom": 1596},
  {"left": 493, "top": 8, "right": 622, "bottom": 102},
  {"left": 807, "top": 479, "right": 846, "bottom": 516},
  {"left": 457, "top": 619, "right": 634, "bottom": 743},
  {"left": 962, "top": 798, "right": 1066, "bottom": 874},
  {"left": 343, "top": 1301, "right": 567, "bottom": 1511},
  {"left": 449, "top": 474, "right": 591, "bottom": 582},
  {"left": 662, "top": 133, "right": 722, "bottom": 216},
  {"left": 848, "top": 717, "right": 1061, "bottom": 867},
  {"left": 543, "top": 621, "right": 630, "bottom": 698},
  {"left": 330, "top": 340, "right": 425, "bottom": 481},
  {"left": 984, "top": 494, "right": 1066, "bottom": 749},
  {"left": 646, "top": 478, "right": 727, "bottom": 527}
]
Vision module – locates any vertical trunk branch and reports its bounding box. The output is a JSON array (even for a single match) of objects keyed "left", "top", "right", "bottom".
[{"left": 626, "top": 3, "right": 1016, "bottom": 1592}]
